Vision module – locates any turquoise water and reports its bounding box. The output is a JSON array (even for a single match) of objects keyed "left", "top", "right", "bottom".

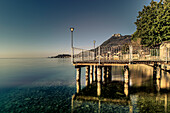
[
  {"left": 1, "top": 59, "right": 170, "bottom": 113},
  {"left": 0, "top": 58, "right": 75, "bottom": 113}
]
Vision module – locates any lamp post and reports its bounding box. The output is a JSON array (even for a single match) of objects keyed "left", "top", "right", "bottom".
[
  {"left": 93, "top": 40, "right": 96, "bottom": 49},
  {"left": 70, "top": 27, "right": 74, "bottom": 63}
]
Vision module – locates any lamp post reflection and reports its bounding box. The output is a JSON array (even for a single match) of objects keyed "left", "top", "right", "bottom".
[
  {"left": 97, "top": 66, "right": 102, "bottom": 96},
  {"left": 156, "top": 65, "right": 161, "bottom": 92}
]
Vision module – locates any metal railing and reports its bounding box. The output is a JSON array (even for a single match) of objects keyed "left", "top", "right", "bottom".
[
  {"left": 72, "top": 45, "right": 170, "bottom": 63},
  {"left": 73, "top": 47, "right": 95, "bottom": 62}
]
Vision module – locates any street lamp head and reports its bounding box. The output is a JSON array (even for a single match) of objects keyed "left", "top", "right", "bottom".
[
  {"left": 93, "top": 40, "right": 96, "bottom": 44},
  {"left": 70, "top": 27, "right": 74, "bottom": 32}
]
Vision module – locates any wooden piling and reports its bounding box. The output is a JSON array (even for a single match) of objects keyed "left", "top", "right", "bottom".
[
  {"left": 76, "top": 67, "right": 81, "bottom": 93},
  {"left": 85, "top": 66, "right": 90, "bottom": 86},
  {"left": 103, "top": 67, "right": 107, "bottom": 82},
  {"left": 94, "top": 66, "right": 97, "bottom": 82},
  {"left": 76, "top": 67, "right": 81, "bottom": 81},
  {"left": 76, "top": 81, "right": 81, "bottom": 93},
  {"left": 90, "top": 65, "right": 94, "bottom": 84}
]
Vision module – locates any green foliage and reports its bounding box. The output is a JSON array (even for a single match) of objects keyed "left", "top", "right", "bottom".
[{"left": 132, "top": 0, "right": 170, "bottom": 47}]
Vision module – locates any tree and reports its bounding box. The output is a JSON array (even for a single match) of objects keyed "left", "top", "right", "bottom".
[{"left": 132, "top": 0, "right": 170, "bottom": 47}]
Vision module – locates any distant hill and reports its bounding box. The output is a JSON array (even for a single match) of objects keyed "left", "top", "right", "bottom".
[
  {"left": 49, "top": 54, "right": 71, "bottom": 58},
  {"left": 100, "top": 34, "right": 131, "bottom": 47}
]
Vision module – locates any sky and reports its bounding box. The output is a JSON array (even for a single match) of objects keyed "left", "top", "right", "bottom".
[{"left": 0, "top": 0, "right": 161, "bottom": 58}]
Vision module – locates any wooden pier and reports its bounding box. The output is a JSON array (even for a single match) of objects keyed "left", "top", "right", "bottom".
[
  {"left": 73, "top": 44, "right": 170, "bottom": 97},
  {"left": 72, "top": 62, "right": 170, "bottom": 113},
  {"left": 71, "top": 43, "right": 170, "bottom": 112}
]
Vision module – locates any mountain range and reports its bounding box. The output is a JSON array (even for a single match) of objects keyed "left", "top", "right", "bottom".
[{"left": 100, "top": 34, "right": 131, "bottom": 47}]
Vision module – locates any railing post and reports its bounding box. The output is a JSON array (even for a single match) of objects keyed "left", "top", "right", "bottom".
[
  {"left": 155, "top": 49, "right": 156, "bottom": 61},
  {"left": 99, "top": 46, "right": 100, "bottom": 65},
  {"left": 89, "top": 51, "right": 90, "bottom": 61},
  {"left": 156, "top": 48, "right": 159, "bottom": 61},
  {"left": 93, "top": 51, "right": 95, "bottom": 60},
  {"left": 82, "top": 49, "right": 84, "bottom": 61}
]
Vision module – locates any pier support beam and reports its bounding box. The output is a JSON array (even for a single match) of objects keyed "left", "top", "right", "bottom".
[
  {"left": 90, "top": 65, "right": 94, "bottom": 84},
  {"left": 103, "top": 67, "right": 107, "bottom": 83},
  {"left": 85, "top": 66, "right": 90, "bottom": 86},
  {"left": 76, "top": 67, "right": 81, "bottom": 93},
  {"left": 93, "top": 66, "right": 97, "bottom": 82},
  {"left": 124, "top": 65, "right": 129, "bottom": 97},
  {"left": 97, "top": 66, "right": 102, "bottom": 96}
]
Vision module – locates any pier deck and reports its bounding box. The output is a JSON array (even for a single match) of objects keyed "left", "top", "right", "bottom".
[{"left": 73, "top": 60, "right": 170, "bottom": 66}]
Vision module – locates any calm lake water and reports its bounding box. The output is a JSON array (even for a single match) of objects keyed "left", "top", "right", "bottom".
[
  {"left": 0, "top": 58, "right": 170, "bottom": 113},
  {"left": 0, "top": 58, "right": 76, "bottom": 113}
]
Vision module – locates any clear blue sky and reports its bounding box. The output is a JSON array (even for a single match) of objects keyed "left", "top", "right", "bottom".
[{"left": 0, "top": 0, "right": 160, "bottom": 58}]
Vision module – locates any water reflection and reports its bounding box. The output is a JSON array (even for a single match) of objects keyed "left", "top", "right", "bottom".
[
  {"left": 72, "top": 64, "right": 170, "bottom": 113},
  {"left": 161, "top": 70, "right": 170, "bottom": 89}
]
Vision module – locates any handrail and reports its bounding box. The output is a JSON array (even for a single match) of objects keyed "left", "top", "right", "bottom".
[{"left": 72, "top": 45, "right": 170, "bottom": 63}]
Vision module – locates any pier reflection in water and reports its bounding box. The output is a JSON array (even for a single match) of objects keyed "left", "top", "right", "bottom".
[{"left": 72, "top": 64, "right": 170, "bottom": 113}]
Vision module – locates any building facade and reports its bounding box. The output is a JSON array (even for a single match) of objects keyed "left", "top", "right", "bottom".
[{"left": 160, "top": 41, "right": 170, "bottom": 61}]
